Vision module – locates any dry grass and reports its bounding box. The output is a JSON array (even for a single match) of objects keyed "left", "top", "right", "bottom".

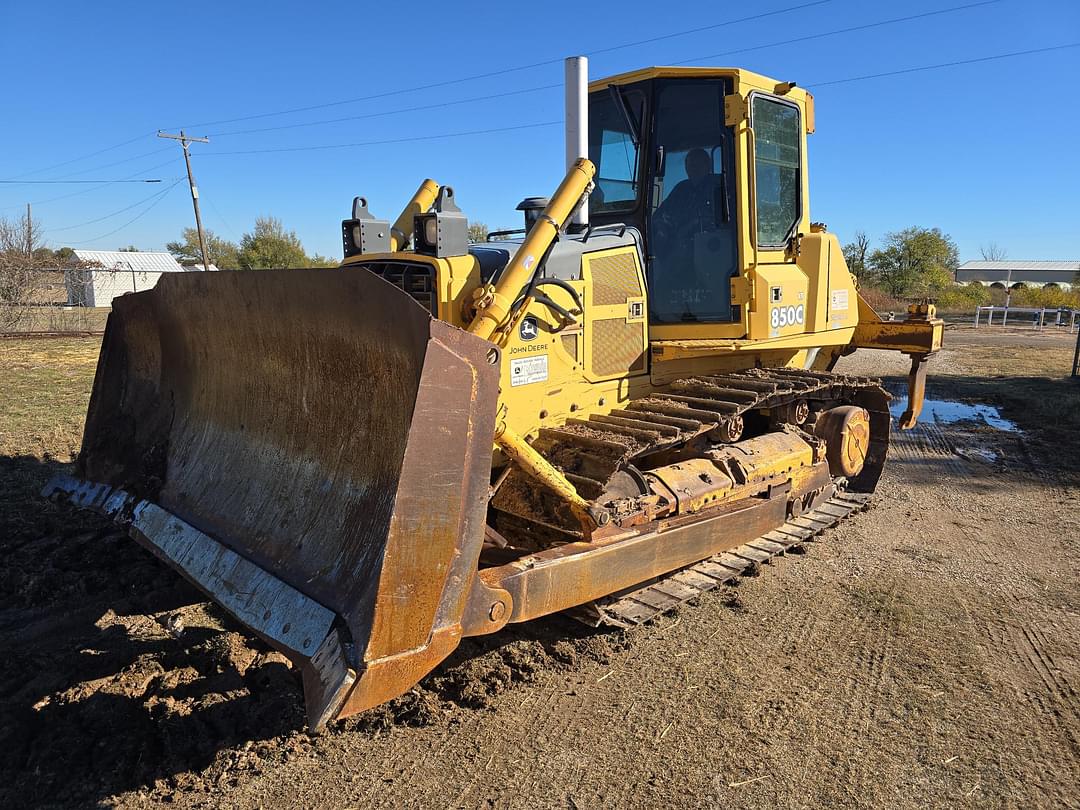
[
  {"left": 1, "top": 306, "right": 109, "bottom": 334},
  {"left": 0, "top": 337, "right": 101, "bottom": 460}
]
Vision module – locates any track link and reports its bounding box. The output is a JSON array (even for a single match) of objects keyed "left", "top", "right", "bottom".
[{"left": 569, "top": 491, "right": 873, "bottom": 628}]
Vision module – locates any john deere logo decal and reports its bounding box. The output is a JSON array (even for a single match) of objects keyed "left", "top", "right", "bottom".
[{"left": 519, "top": 317, "right": 538, "bottom": 341}]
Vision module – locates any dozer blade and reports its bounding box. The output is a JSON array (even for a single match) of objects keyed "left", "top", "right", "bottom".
[{"left": 44, "top": 268, "right": 504, "bottom": 729}]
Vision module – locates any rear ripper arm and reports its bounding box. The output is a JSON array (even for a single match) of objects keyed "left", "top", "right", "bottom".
[{"left": 846, "top": 295, "right": 944, "bottom": 429}]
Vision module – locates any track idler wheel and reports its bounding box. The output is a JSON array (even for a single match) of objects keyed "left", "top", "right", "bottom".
[{"left": 813, "top": 406, "right": 871, "bottom": 478}]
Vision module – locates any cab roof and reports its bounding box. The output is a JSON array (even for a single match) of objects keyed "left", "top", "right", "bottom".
[{"left": 589, "top": 66, "right": 809, "bottom": 103}]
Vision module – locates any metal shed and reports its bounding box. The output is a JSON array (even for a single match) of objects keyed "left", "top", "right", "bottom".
[{"left": 66, "top": 250, "right": 210, "bottom": 307}]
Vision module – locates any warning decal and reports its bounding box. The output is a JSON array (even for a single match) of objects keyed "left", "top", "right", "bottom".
[{"left": 510, "top": 354, "right": 548, "bottom": 387}]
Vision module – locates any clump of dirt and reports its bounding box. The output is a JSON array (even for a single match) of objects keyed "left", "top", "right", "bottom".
[{"left": 340, "top": 688, "right": 444, "bottom": 733}]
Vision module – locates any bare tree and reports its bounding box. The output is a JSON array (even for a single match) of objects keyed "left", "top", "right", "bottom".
[
  {"left": 979, "top": 242, "right": 1007, "bottom": 262},
  {"left": 842, "top": 230, "right": 872, "bottom": 280},
  {"left": 0, "top": 211, "right": 46, "bottom": 332}
]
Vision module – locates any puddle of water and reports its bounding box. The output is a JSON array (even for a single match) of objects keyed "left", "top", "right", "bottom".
[{"left": 888, "top": 397, "right": 1019, "bottom": 432}]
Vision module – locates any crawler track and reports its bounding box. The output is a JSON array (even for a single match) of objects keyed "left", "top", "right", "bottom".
[{"left": 493, "top": 368, "right": 891, "bottom": 535}]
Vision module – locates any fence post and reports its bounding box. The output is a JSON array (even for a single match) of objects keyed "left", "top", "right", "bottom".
[{"left": 1073, "top": 316, "right": 1080, "bottom": 377}]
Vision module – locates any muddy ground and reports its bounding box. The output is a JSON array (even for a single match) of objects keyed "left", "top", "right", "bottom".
[{"left": 1, "top": 327, "right": 1078, "bottom": 808}]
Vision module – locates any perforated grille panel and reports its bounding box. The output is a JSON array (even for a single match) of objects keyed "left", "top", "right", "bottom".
[
  {"left": 588, "top": 251, "right": 643, "bottom": 305},
  {"left": 591, "top": 319, "right": 646, "bottom": 377},
  {"left": 561, "top": 333, "right": 578, "bottom": 362}
]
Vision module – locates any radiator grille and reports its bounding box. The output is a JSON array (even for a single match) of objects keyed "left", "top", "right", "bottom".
[
  {"left": 588, "top": 251, "right": 643, "bottom": 305},
  {"left": 591, "top": 319, "right": 646, "bottom": 377},
  {"left": 355, "top": 261, "right": 437, "bottom": 315}
]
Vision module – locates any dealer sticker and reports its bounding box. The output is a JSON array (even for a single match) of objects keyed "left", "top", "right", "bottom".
[
  {"left": 510, "top": 354, "right": 548, "bottom": 387},
  {"left": 831, "top": 289, "right": 849, "bottom": 311}
]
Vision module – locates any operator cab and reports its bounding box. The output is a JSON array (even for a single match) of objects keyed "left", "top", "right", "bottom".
[{"left": 586, "top": 69, "right": 806, "bottom": 328}]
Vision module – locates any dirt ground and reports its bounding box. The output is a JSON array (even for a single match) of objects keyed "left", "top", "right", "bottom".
[{"left": 1, "top": 326, "right": 1078, "bottom": 809}]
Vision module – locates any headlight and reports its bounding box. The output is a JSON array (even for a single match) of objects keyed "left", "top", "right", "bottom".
[{"left": 423, "top": 216, "right": 438, "bottom": 247}]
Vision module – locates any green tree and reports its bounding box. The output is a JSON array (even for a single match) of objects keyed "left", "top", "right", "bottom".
[
  {"left": 467, "top": 222, "right": 489, "bottom": 243},
  {"left": 867, "top": 226, "right": 959, "bottom": 298},
  {"left": 167, "top": 227, "right": 240, "bottom": 269},
  {"left": 841, "top": 230, "right": 871, "bottom": 280},
  {"left": 118, "top": 245, "right": 140, "bottom": 252},
  {"left": 238, "top": 217, "right": 310, "bottom": 269}
]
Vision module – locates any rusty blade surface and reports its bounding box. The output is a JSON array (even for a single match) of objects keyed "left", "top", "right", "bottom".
[{"left": 73, "top": 267, "right": 501, "bottom": 726}]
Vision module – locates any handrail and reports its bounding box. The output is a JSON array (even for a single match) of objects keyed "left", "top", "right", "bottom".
[{"left": 745, "top": 124, "right": 759, "bottom": 270}]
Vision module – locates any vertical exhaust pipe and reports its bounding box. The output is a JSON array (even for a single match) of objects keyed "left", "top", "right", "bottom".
[{"left": 564, "top": 56, "right": 589, "bottom": 228}]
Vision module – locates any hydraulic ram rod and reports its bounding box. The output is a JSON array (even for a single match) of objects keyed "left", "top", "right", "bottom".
[{"left": 467, "top": 157, "right": 595, "bottom": 342}]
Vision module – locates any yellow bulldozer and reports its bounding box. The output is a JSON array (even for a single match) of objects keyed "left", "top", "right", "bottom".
[{"left": 46, "top": 59, "right": 942, "bottom": 729}]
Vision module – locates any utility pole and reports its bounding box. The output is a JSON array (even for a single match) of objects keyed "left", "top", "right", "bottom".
[
  {"left": 158, "top": 130, "right": 211, "bottom": 272},
  {"left": 25, "top": 202, "right": 32, "bottom": 258}
]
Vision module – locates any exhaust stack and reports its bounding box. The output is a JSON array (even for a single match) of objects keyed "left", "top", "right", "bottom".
[{"left": 564, "top": 56, "right": 588, "bottom": 227}]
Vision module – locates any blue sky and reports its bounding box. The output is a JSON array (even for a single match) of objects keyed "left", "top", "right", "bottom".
[{"left": 1, "top": 0, "right": 1077, "bottom": 261}]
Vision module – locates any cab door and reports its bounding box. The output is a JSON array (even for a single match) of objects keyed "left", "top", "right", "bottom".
[{"left": 646, "top": 79, "right": 739, "bottom": 325}]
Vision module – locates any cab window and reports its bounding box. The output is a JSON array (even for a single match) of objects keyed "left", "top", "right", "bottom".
[
  {"left": 588, "top": 90, "right": 643, "bottom": 212},
  {"left": 752, "top": 95, "right": 801, "bottom": 247}
]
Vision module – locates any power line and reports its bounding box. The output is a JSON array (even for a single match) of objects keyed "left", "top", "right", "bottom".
[
  {"left": 200, "top": 120, "right": 562, "bottom": 156},
  {"left": 44, "top": 146, "right": 174, "bottom": 180},
  {"left": 65, "top": 179, "right": 184, "bottom": 245},
  {"left": 194, "top": 42, "right": 1073, "bottom": 159},
  {"left": 9, "top": 5, "right": 1048, "bottom": 202},
  {"left": 2, "top": 0, "right": 978, "bottom": 177},
  {"left": 0, "top": 159, "right": 181, "bottom": 212},
  {"left": 176, "top": 0, "right": 836, "bottom": 130},
  {"left": 586, "top": 0, "right": 836, "bottom": 57},
  {"left": 0, "top": 158, "right": 180, "bottom": 211},
  {"left": 0, "top": 178, "right": 164, "bottom": 185},
  {"left": 208, "top": 83, "right": 563, "bottom": 138},
  {"left": 808, "top": 42, "right": 1080, "bottom": 87},
  {"left": 207, "top": 1, "right": 997, "bottom": 142},
  {"left": 681, "top": 0, "right": 1001, "bottom": 64},
  {"left": 46, "top": 178, "right": 187, "bottom": 232},
  {"left": 5, "top": 130, "right": 158, "bottom": 181},
  {"left": 204, "top": 194, "right": 239, "bottom": 241}
]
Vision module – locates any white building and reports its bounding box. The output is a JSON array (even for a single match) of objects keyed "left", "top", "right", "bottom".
[
  {"left": 66, "top": 250, "right": 211, "bottom": 307},
  {"left": 955, "top": 260, "right": 1078, "bottom": 291}
]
